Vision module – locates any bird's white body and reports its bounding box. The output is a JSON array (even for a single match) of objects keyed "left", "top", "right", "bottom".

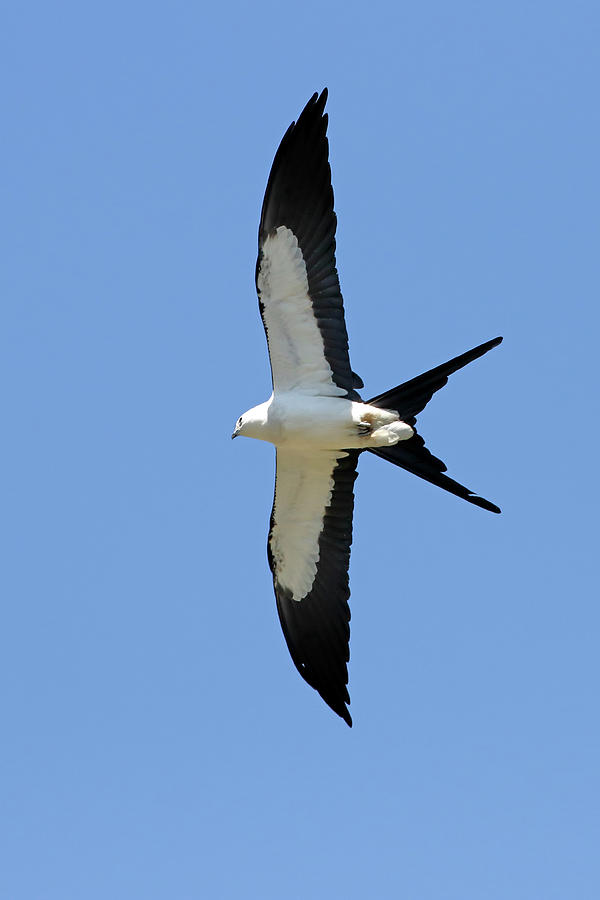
[{"left": 235, "top": 394, "right": 414, "bottom": 450}]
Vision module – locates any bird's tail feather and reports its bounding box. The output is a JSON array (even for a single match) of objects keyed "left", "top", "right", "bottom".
[
  {"left": 367, "top": 336, "right": 502, "bottom": 426},
  {"left": 366, "top": 337, "right": 502, "bottom": 514},
  {"left": 369, "top": 439, "right": 501, "bottom": 513}
]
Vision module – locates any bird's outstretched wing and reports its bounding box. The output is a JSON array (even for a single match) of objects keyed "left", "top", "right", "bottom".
[
  {"left": 255, "top": 89, "right": 363, "bottom": 398},
  {"left": 267, "top": 449, "right": 359, "bottom": 726}
]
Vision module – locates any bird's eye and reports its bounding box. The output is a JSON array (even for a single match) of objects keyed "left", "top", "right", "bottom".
[{"left": 237, "top": 417, "right": 242, "bottom": 427}]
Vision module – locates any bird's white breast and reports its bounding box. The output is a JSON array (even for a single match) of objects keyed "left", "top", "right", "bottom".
[{"left": 240, "top": 396, "right": 413, "bottom": 448}]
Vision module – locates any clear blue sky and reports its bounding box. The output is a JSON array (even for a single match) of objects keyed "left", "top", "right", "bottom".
[{"left": 1, "top": 2, "right": 598, "bottom": 898}]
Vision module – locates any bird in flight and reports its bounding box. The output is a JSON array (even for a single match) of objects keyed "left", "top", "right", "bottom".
[{"left": 233, "top": 90, "right": 501, "bottom": 727}]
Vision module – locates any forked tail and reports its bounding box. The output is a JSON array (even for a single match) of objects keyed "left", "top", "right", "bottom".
[{"left": 367, "top": 337, "right": 502, "bottom": 513}]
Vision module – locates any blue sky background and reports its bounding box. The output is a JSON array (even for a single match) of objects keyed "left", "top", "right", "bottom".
[{"left": 1, "top": 2, "right": 599, "bottom": 898}]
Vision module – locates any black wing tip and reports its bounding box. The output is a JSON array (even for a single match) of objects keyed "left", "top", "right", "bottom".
[
  {"left": 327, "top": 698, "right": 352, "bottom": 727},
  {"left": 297, "top": 88, "right": 328, "bottom": 123}
]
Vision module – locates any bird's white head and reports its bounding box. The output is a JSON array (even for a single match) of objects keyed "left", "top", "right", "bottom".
[
  {"left": 231, "top": 413, "right": 246, "bottom": 439},
  {"left": 231, "top": 401, "right": 272, "bottom": 441}
]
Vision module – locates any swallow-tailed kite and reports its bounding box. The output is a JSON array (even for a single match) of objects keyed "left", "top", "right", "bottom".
[{"left": 233, "top": 90, "right": 501, "bottom": 726}]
